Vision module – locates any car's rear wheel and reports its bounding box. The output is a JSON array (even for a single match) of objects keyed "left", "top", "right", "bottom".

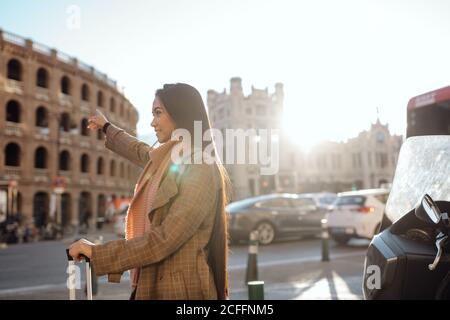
[
  {"left": 332, "top": 234, "right": 351, "bottom": 245},
  {"left": 254, "top": 222, "right": 276, "bottom": 245}
]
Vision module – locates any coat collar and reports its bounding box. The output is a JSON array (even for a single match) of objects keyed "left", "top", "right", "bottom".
[{"left": 151, "top": 162, "right": 180, "bottom": 212}]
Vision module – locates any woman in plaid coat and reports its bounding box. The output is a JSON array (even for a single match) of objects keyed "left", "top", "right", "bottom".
[{"left": 69, "top": 83, "right": 231, "bottom": 300}]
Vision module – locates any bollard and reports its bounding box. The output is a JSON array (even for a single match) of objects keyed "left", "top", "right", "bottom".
[
  {"left": 245, "top": 230, "right": 259, "bottom": 284},
  {"left": 321, "top": 218, "right": 330, "bottom": 262},
  {"left": 248, "top": 281, "right": 265, "bottom": 300}
]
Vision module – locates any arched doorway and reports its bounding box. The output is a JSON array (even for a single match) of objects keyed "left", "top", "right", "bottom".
[
  {"left": 33, "top": 192, "right": 49, "bottom": 228},
  {"left": 61, "top": 193, "right": 71, "bottom": 227},
  {"left": 79, "top": 192, "right": 92, "bottom": 230},
  {"left": 97, "top": 194, "right": 107, "bottom": 228},
  {"left": 97, "top": 194, "right": 106, "bottom": 219}
]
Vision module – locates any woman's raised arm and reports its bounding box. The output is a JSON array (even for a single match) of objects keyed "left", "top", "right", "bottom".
[{"left": 88, "top": 110, "right": 153, "bottom": 168}]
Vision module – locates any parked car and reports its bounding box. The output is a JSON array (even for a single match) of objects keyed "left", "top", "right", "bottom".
[
  {"left": 326, "top": 188, "right": 390, "bottom": 245},
  {"left": 226, "top": 193, "right": 331, "bottom": 245},
  {"left": 298, "top": 192, "right": 337, "bottom": 209}
]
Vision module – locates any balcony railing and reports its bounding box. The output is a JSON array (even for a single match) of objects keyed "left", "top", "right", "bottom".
[
  {"left": 95, "top": 178, "right": 106, "bottom": 186},
  {"left": 35, "top": 87, "right": 50, "bottom": 101},
  {"left": 59, "top": 131, "right": 72, "bottom": 145},
  {"left": 79, "top": 137, "right": 91, "bottom": 148},
  {"left": 34, "top": 127, "right": 50, "bottom": 140},
  {"left": 59, "top": 171, "right": 72, "bottom": 184},
  {"left": 3, "top": 31, "right": 26, "bottom": 46},
  {"left": 5, "top": 122, "right": 23, "bottom": 137},
  {"left": 34, "top": 169, "right": 50, "bottom": 182},
  {"left": 80, "top": 102, "right": 91, "bottom": 114},
  {"left": 1, "top": 29, "right": 122, "bottom": 93},
  {"left": 5, "top": 79, "right": 24, "bottom": 95},
  {"left": 79, "top": 173, "right": 91, "bottom": 185},
  {"left": 4, "top": 166, "right": 21, "bottom": 178},
  {"left": 59, "top": 93, "right": 73, "bottom": 107}
]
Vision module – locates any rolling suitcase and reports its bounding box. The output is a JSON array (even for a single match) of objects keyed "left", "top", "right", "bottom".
[{"left": 66, "top": 248, "right": 93, "bottom": 300}]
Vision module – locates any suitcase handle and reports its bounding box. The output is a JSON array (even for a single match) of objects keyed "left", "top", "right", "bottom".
[{"left": 66, "top": 248, "right": 90, "bottom": 263}]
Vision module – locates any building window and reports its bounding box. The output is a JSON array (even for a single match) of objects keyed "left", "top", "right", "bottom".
[
  {"left": 36, "top": 106, "right": 49, "bottom": 127},
  {"left": 34, "top": 147, "right": 48, "bottom": 169},
  {"left": 110, "top": 97, "right": 115, "bottom": 113},
  {"left": 59, "top": 150, "right": 71, "bottom": 171},
  {"left": 81, "top": 118, "right": 89, "bottom": 136},
  {"left": 6, "top": 100, "right": 21, "bottom": 123},
  {"left": 120, "top": 162, "right": 125, "bottom": 178},
  {"left": 60, "top": 113, "right": 71, "bottom": 132},
  {"left": 81, "top": 154, "right": 89, "bottom": 173},
  {"left": 81, "top": 83, "right": 90, "bottom": 102},
  {"left": 7, "top": 59, "right": 22, "bottom": 81},
  {"left": 61, "top": 76, "right": 71, "bottom": 95},
  {"left": 36, "top": 67, "right": 49, "bottom": 88},
  {"left": 97, "top": 91, "right": 103, "bottom": 107},
  {"left": 97, "top": 157, "right": 104, "bottom": 175},
  {"left": 5, "top": 143, "right": 21, "bottom": 166},
  {"left": 110, "top": 160, "right": 116, "bottom": 177},
  {"left": 120, "top": 103, "right": 124, "bottom": 117},
  {"left": 33, "top": 192, "right": 49, "bottom": 228}
]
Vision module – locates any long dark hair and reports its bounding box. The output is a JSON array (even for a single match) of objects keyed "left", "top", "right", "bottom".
[{"left": 155, "top": 83, "right": 232, "bottom": 299}]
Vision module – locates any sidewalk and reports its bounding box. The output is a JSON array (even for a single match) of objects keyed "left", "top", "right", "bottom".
[{"left": 0, "top": 251, "right": 364, "bottom": 300}]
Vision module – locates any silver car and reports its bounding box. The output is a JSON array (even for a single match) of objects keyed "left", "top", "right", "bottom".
[{"left": 227, "top": 193, "right": 335, "bottom": 245}]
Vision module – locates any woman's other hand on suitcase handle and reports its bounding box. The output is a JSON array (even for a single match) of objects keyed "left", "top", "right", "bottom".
[{"left": 68, "top": 238, "right": 95, "bottom": 262}]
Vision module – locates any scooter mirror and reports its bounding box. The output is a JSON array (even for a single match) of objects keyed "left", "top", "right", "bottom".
[{"left": 415, "top": 194, "right": 441, "bottom": 225}]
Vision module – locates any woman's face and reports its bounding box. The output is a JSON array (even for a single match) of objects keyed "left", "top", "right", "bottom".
[{"left": 151, "top": 96, "right": 176, "bottom": 143}]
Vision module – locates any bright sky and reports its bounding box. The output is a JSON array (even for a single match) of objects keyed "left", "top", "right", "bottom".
[{"left": 1, "top": 0, "right": 450, "bottom": 148}]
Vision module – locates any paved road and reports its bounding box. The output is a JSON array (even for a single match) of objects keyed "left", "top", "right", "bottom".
[{"left": 0, "top": 230, "right": 369, "bottom": 299}]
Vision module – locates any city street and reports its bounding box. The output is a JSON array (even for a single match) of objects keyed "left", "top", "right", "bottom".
[{"left": 0, "top": 226, "right": 368, "bottom": 300}]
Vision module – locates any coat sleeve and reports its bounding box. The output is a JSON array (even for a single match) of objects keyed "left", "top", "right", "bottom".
[
  {"left": 104, "top": 123, "right": 152, "bottom": 168},
  {"left": 91, "top": 164, "right": 219, "bottom": 277}
]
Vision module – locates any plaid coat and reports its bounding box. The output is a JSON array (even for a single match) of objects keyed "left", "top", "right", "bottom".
[{"left": 91, "top": 124, "right": 221, "bottom": 300}]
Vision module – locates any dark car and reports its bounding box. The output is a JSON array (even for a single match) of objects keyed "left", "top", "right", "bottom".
[{"left": 226, "top": 193, "right": 335, "bottom": 245}]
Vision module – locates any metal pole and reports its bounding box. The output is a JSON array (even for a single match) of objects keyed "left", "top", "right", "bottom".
[
  {"left": 245, "top": 230, "right": 259, "bottom": 284},
  {"left": 321, "top": 218, "right": 330, "bottom": 262},
  {"left": 248, "top": 281, "right": 265, "bottom": 300}
]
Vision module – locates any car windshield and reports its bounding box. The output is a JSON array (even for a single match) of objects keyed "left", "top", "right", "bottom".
[
  {"left": 335, "top": 196, "right": 366, "bottom": 206},
  {"left": 319, "top": 196, "right": 337, "bottom": 205},
  {"left": 385, "top": 135, "right": 450, "bottom": 223}
]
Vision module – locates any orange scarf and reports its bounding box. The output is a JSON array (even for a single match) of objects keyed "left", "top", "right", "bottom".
[{"left": 125, "top": 140, "right": 178, "bottom": 287}]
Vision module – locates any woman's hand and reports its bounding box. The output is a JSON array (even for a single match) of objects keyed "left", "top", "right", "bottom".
[
  {"left": 68, "top": 238, "right": 96, "bottom": 262},
  {"left": 87, "top": 110, "right": 109, "bottom": 131}
]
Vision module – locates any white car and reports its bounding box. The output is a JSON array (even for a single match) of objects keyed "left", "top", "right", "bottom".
[{"left": 326, "top": 188, "right": 390, "bottom": 245}]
